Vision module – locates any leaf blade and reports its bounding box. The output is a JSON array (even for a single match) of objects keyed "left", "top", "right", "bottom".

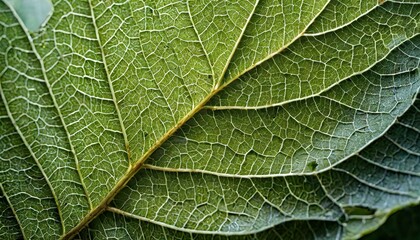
[{"left": 0, "top": 0, "right": 419, "bottom": 239}]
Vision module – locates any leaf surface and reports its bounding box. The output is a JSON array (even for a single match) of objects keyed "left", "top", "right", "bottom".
[{"left": 0, "top": 0, "right": 419, "bottom": 239}]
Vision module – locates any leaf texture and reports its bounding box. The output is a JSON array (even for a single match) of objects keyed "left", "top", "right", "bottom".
[{"left": 0, "top": 0, "right": 419, "bottom": 239}]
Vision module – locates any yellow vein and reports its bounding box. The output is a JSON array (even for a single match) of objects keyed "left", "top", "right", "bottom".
[
  {"left": 62, "top": 85, "right": 222, "bottom": 239},
  {"left": 62, "top": 1, "right": 345, "bottom": 239}
]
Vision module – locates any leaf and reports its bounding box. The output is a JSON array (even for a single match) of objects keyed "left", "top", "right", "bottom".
[{"left": 0, "top": 0, "right": 419, "bottom": 239}]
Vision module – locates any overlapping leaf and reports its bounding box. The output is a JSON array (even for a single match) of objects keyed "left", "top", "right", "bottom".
[{"left": 0, "top": 0, "right": 419, "bottom": 239}]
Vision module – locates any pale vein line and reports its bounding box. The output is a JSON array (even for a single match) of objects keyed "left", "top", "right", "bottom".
[
  {"left": 304, "top": 3, "right": 380, "bottom": 37},
  {"left": 63, "top": 7, "right": 239, "bottom": 240},
  {"left": 396, "top": 121, "right": 420, "bottom": 134},
  {"left": 332, "top": 167, "right": 417, "bottom": 198},
  {"left": 219, "top": 0, "right": 331, "bottom": 89},
  {"left": 205, "top": 35, "right": 420, "bottom": 111},
  {"left": 384, "top": 135, "right": 420, "bottom": 157},
  {"left": 107, "top": 206, "right": 248, "bottom": 235},
  {"left": 106, "top": 206, "right": 336, "bottom": 236},
  {"left": 129, "top": 4, "right": 178, "bottom": 127},
  {"left": 112, "top": 1, "right": 418, "bottom": 237},
  {"left": 249, "top": 179, "right": 293, "bottom": 218},
  {"left": 283, "top": 176, "right": 317, "bottom": 209},
  {"left": 22, "top": 10, "right": 95, "bottom": 212},
  {"left": 61, "top": 1, "right": 419, "bottom": 238},
  {"left": 0, "top": 83, "right": 65, "bottom": 234},
  {"left": 129, "top": 4, "right": 178, "bottom": 126},
  {"left": 158, "top": 6, "right": 194, "bottom": 119},
  {"left": 315, "top": 174, "right": 345, "bottom": 218},
  {"left": 0, "top": 2, "right": 67, "bottom": 232},
  {"left": 64, "top": 86, "right": 224, "bottom": 240},
  {"left": 186, "top": 0, "right": 215, "bottom": 86},
  {"left": 0, "top": 183, "right": 27, "bottom": 240},
  {"left": 356, "top": 153, "right": 420, "bottom": 177},
  {"left": 143, "top": 89, "right": 419, "bottom": 178},
  {"left": 141, "top": 163, "right": 329, "bottom": 178},
  {"left": 213, "top": 0, "right": 261, "bottom": 89},
  {"left": 88, "top": 0, "right": 132, "bottom": 165}
]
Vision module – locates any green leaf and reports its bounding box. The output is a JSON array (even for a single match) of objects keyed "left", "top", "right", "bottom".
[{"left": 0, "top": 0, "right": 419, "bottom": 239}]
